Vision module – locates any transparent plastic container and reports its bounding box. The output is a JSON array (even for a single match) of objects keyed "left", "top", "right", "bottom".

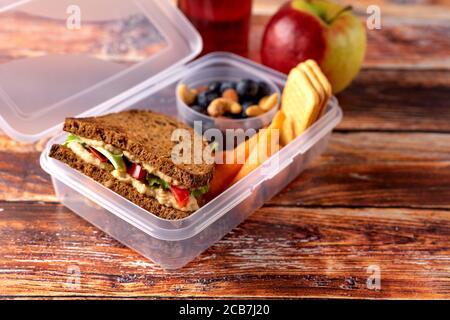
[
  {"left": 0, "top": 0, "right": 202, "bottom": 142},
  {"left": 40, "top": 53, "right": 342, "bottom": 269},
  {"left": 1, "top": 0, "right": 342, "bottom": 269},
  {"left": 176, "top": 65, "right": 280, "bottom": 132}
]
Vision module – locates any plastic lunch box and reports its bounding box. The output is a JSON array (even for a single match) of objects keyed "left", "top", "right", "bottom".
[{"left": 0, "top": 0, "right": 342, "bottom": 269}]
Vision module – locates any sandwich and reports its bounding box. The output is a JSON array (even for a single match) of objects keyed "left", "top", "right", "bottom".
[{"left": 49, "top": 110, "right": 214, "bottom": 220}]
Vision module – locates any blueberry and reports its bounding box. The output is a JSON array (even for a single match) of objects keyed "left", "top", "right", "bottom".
[
  {"left": 241, "top": 96, "right": 258, "bottom": 106},
  {"left": 236, "top": 79, "right": 259, "bottom": 101},
  {"left": 191, "top": 105, "right": 206, "bottom": 115},
  {"left": 220, "top": 81, "right": 237, "bottom": 93},
  {"left": 257, "top": 81, "right": 271, "bottom": 99},
  {"left": 196, "top": 92, "right": 209, "bottom": 108},
  {"left": 197, "top": 91, "right": 220, "bottom": 109},
  {"left": 208, "top": 81, "right": 222, "bottom": 94}
]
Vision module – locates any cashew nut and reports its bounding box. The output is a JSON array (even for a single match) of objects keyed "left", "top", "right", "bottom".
[
  {"left": 177, "top": 84, "right": 198, "bottom": 106},
  {"left": 259, "top": 93, "right": 279, "bottom": 111},
  {"left": 222, "top": 88, "right": 239, "bottom": 102},
  {"left": 207, "top": 98, "right": 242, "bottom": 117},
  {"left": 245, "top": 105, "right": 265, "bottom": 117}
]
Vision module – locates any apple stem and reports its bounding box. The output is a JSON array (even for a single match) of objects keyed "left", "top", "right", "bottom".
[{"left": 326, "top": 5, "right": 353, "bottom": 24}]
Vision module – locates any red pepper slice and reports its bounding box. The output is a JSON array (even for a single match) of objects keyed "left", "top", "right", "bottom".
[
  {"left": 127, "top": 163, "right": 146, "bottom": 181},
  {"left": 170, "top": 186, "right": 190, "bottom": 208},
  {"left": 88, "top": 146, "right": 108, "bottom": 163}
]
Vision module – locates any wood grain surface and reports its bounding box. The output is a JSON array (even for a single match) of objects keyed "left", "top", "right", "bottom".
[
  {"left": 0, "top": 0, "right": 449, "bottom": 299},
  {"left": 0, "top": 202, "right": 448, "bottom": 298},
  {"left": 250, "top": 15, "right": 450, "bottom": 68}
]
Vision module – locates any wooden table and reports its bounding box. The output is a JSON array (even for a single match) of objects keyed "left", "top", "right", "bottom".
[{"left": 0, "top": 1, "right": 449, "bottom": 299}]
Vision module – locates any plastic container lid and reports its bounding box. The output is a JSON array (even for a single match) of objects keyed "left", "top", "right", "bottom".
[{"left": 0, "top": 0, "right": 202, "bottom": 142}]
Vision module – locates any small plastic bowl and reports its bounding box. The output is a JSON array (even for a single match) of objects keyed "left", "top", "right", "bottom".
[{"left": 176, "top": 65, "right": 280, "bottom": 133}]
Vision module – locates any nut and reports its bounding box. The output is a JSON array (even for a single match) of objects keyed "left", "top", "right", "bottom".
[
  {"left": 259, "top": 93, "right": 279, "bottom": 111},
  {"left": 207, "top": 98, "right": 242, "bottom": 117},
  {"left": 177, "top": 84, "right": 198, "bottom": 106},
  {"left": 222, "top": 88, "right": 239, "bottom": 102},
  {"left": 245, "top": 105, "right": 265, "bottom": 117},
  {"left": 258, "top": 96, "right": 269, "bottom": 108}
]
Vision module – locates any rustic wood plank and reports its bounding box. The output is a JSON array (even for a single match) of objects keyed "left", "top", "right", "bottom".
[
  {"left": 1, "top": 132, "right": 449, "bottom": 208},
  {"left": 253, "top": 0, "right": 450, "bottom": 20},
  {"left": 325, "top": 132, "right": 450, "bottom": 163},
  {"left": 249, "top": 15, "right": 450, "bottom": 69},
  {"left": 1, "top": 2, "right": 449, "bottom": 300},
  {"left": 0, "top": 135, "right": 55, "bottom": 202},
  {"left": 268, "top": 132, "right": 450, "bottom": 208},
  {"left": 336, "top": 69, "right": 450, "bottom": 131},
  {"left": 0, "top": 202, "right": 448, "bottom": 298},
  {"left": 350, "top": 0, "right": 450, "bottom": 21},
  {"left": 271, "top": 161, "right": 450, "bottom": 209},
  {"left": 2, "top": 69, "right": 448, "bottom": 144}
]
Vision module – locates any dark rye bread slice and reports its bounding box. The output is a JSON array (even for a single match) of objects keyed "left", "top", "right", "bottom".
[
  {"left": 49, "top": 144, "right": 191, "bottom": 220},
  {"left": 63, "top": 110, "right": 214, "bottom": 189}
]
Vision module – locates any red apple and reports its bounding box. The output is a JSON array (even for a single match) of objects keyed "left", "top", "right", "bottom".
[{"left": 261, "top": 0, "right": 366, "bottom": 93}]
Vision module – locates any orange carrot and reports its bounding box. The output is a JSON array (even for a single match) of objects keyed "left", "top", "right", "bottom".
[
  {"left": 207, "top": 111, "right": 286, "bottom": 199},
  {"left": 231, "top": 111, "right": 285, "bottom": 184},
  {"left": 206, "top": 130, "right": 259, "bottom": 199},
  {"left": 268, "top": 110, "right": 286, "bottom": 131},
  {"left": 231, "top": 128, "right": 281, "bottom": 183}
]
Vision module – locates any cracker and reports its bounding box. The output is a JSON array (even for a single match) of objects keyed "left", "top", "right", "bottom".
[
  {"left": 280, "top": 116, "right": 295, "bottom": 146},
  {"left": 305, "top": 59, "right": 332, "bottom": 117},
  {"left": 298, "top": 63, "right": 325, "bottom": 127},
  {"left": 281, "top": 67, "right": 320, "bottom": 136}
]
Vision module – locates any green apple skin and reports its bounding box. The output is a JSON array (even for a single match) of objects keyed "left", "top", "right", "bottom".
[
  {"left": 262, "top": 0, "right": 367, "bottom": 93},
  {"left": 311, "top": 0, "right": 367, "bottom": 93}
]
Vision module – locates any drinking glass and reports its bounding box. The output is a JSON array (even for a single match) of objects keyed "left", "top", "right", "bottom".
[{"left": 178, "top": 0, "right": 253, "bottom": 56}]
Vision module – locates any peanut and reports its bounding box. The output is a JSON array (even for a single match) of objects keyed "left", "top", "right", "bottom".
[
  {"left": 222, "top": 88, "right": 239, "bottom": 102},
  {"left": 177, "top": 84, "right": 198, "bottom": 106},
  {"left": 245, "top": 105, "right": 265, "bottom": 117},
  {"left": 207, "top": 98, "right": 242, "bottom": 117},
  {"left": 259, "top": 93, "right": 279, "bottom": 111}
]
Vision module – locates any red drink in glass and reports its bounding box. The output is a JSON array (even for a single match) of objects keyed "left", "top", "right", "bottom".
[{"left": 178, "top": 0, "right": 253, "bottom": 56}]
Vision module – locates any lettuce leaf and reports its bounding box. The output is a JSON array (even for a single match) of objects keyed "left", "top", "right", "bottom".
[
  {"left": 91, "top": 146, "right": 126, "bottom": 172},
  {"left": 146, "top": 174, "right": 170, "bottom": 190},
  {"left": 63, "top": 133, "right": 84, "bottom": 147},
  {"left": 190, "top": 185, "right": 209, "bottom": 197}
]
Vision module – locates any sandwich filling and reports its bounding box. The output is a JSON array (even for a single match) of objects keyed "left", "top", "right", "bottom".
[{"left": 64, "top": 134, "right": 208, "bottom": 212}]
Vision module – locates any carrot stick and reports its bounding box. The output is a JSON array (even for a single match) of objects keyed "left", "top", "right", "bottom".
[
  {"left": 268, "top": 110, "right": 286, "bottom": 131},
  {"left": 206, "top": 130, "right": 259, "bottom": 199},
  {"left": 231, "top": 128, "right": 281, "bottom": 183},
  {"left": 231, "top": 111, "right": 285, "bottom": 183},
  {"left": 207, "top": 110, "right": 285, "bottom": 199}
]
